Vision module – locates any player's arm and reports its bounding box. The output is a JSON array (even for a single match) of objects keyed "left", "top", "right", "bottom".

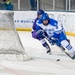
[
  {"left": 36, "top": 24, "right": 53, "bottom": 44},
  {"left": 54, "top": 22, "right": 64, "bottom": 34},
  {"left": 32, "top": 18, "right": 38, "bottom": 30}
]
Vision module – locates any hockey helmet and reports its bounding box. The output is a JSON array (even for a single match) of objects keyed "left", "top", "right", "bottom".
[
  {"left": 37, "top": 9, "right": 44, "bottom": 16},
  {"left": 41, "top": 13, "right": 49, "bottom": 21}
]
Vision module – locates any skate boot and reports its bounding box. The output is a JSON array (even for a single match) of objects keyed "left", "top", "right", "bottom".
[
  {"left": 46, "top": 45, "right": 51, "bottom": 54},
  {"left": 43, "top": 42, "right": 51, "bottom": 54}
]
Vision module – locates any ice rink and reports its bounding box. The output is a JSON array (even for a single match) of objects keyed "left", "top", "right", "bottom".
[{"left": 0, "top": 31, "right": 75, "bottom": 75}]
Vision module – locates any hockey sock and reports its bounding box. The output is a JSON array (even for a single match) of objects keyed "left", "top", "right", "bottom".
[
  {"left": 61, "top": 40, "right": 75, "bottom": 53},
  {"left": 40, "top": 39, "right": 51, "bottom": 53}
]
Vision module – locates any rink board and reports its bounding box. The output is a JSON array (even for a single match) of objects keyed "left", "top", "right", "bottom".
[{"left": 14, "top": 11, "right": 75, "bottom": 36}]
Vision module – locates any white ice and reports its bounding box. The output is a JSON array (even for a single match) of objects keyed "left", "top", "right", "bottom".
[{"left": 0, "top": 31, "right": 75, "bottom": 75}]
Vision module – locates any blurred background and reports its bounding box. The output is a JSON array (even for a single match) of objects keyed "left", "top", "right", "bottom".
[{"left": 0, "top": 0, "right": 75, "bottom": 11}]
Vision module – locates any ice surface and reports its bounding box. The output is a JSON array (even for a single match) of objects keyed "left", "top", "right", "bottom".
[{"left": 0, "top": 31, "right": 75, "bottom": 75}]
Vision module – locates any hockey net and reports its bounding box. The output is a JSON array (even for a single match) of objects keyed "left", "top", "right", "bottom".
[{"left": 0, "top": 11, "right": 31, "bottom": 61}]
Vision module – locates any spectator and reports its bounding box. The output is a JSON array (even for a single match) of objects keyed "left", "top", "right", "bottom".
[
  {"left": 1, "top": 0, "right": 7, "bottom": 10},
  {"left": 1, "top": 0, "right": 13, "bottom": 10},
  {"left": 6, "top": 0, "right": 13, "bottom": 10},
  {"left": 30, "top": 0, "right": 37, "bottom": 10}
]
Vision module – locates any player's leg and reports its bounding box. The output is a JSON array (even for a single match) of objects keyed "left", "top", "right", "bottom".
[
  {"left": 63, "top": 29, "right": 70, "bottom": 44},
  {"left": 51, "top": 34, "right": 65, "bottom": 51},
  {"left": 54, "top": 39, "right": 65, "bottom": 51},
  {"left": 32, "top": 31, "right": 38, "bottom": 39},
  {"left": 59, "top": 32, "right": 75, "bottom": 59},
  {"left": 40, "top": 38, "right": 51, "bottom": 53},
  {"left": 32, "top": 30, "right": 51, "bottom": 53}
]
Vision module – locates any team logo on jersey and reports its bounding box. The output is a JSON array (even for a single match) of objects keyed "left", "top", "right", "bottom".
[{"left": 54, "top": 23, "right": 57, "bottom": 25}]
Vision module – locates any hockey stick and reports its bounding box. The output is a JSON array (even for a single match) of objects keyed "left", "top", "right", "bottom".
[{"left": 43, "top": 33, "right": 74, "bottom": 60}]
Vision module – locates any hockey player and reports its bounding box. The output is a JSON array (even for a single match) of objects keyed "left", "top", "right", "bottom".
[
  {"left": 32, "top": 9, "right": 51, "bottom": 54},
  {"left": 36, "top": 13, "right": 75, "bottom": 59}
]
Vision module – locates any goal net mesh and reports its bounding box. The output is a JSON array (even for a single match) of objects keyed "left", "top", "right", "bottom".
[{"left": 0, "top": 11, "right": 31, "bottom": 61}]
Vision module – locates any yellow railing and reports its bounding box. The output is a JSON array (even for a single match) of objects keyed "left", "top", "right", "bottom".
[{"left": 17, "top": 28, "right": 75, "bottom": 37}]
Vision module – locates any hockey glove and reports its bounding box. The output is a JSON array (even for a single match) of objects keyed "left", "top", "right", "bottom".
[
  {"left": 36, "top": 29, "right": 45, "bottom": 39},
  {"left": 42, "top": 33, "right": 55, "bottom": 45}
]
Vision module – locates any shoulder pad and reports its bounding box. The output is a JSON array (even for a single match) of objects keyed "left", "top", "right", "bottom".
[{"left": 49, "top": 18, "right": 58, "bottom": 26}]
